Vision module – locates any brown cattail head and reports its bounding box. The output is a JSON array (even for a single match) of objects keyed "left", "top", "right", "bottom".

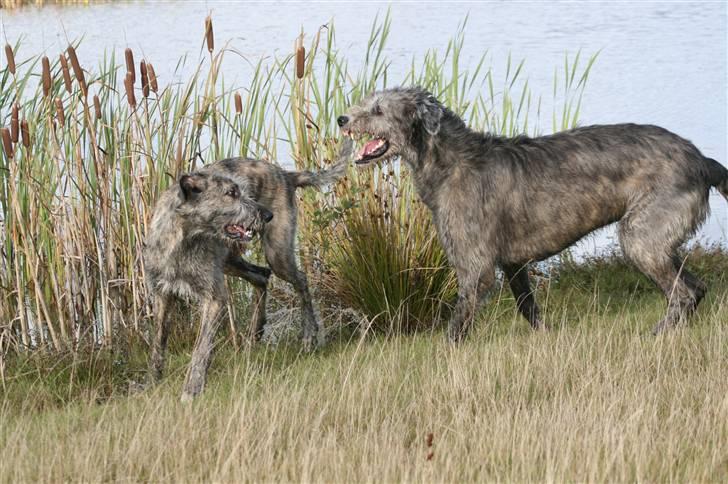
[
  {"left": 296, "top": 45, "right": 305, "bottom": 79},
  {"left": 124, "top": 71, "right": 136, "bottom": 108},
  {"left": 66, "top": 45, "right": 87, "bottom": 96},
  {"left": 59, "top": 54, "right": 73, "bottom": 93},
  {"left": 234, "top": 92, "right": 242, "bottom": 115},
  {"left": 140, "top": 61, "right": 149, "bottom": 98},
  {"left": 93, "top": 95, "right": 102, "bottom": 119},
  {"left": 205, "top": 15, "right": 214, "bottom": 53},
  {"left": 1, "top": 128, "right": 14, "bottom": 158},
  {"left": 125, "top": 48, "right": 135, "bottom": 85},
  {"left": 41, "top": 56, "right": 52, "bottom": 97},
  {"left": 55, "top": 98, "right": 65, "bottom": 125},
  {"left": 20, "top": 120, "right": 30, "bottom": 149},
  {"left": 11, "top": 103, "right": 19, "bottom": 143},
  {"left": 5, "top": 44, "right": 15, "bottom": 75},
  {"left": 147, "top": 63, "right": 158, "bottom": 93}
]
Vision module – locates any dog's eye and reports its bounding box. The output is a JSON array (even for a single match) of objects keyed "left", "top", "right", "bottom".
[
  {"left": 226, "top": 187, "right": 238, "bottom": 198},
  {"left": 373, "top": 104, "right": 383, "bottom": 115}
]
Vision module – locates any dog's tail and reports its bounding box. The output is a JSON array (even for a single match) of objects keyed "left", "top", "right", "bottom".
[
  {"left": 706, "top": 157, "right": 728, "bottom": 200},
  {"left": 286, "top": 138, "right": 354, "bottom": 190}
]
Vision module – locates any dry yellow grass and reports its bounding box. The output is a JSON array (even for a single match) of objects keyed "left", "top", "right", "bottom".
[{"left": 2, "top": 291, "right": 726, "bottom": 482}]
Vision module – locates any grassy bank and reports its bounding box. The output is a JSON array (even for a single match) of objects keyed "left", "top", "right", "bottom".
[{"left": 2, "top": 253, "right": 727, "bottom": 481}]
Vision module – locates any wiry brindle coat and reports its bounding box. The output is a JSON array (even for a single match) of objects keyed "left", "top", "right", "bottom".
[
  {"left": 199, "top": 139, "right": 352, "bottom": 349},
  {"left": 338, "top": 86, "right": 728, "bottom": 340},
  {"left": 145, "top": 172, "right": 272, "bottom": 401},
  {"left": 145, "top": 141, "right": 352, "bottom": 401}
]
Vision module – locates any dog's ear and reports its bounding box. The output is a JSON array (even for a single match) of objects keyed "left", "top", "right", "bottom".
[
  {"left": 178, "top": 173, "right": 208, "bottom": 201},
  {"left": 416, "top": 92, "right": 443, "bottom": 136}
]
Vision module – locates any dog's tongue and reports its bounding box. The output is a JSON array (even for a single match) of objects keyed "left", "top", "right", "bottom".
[
  {"left": 358, "top": 138, "right": 385, "bottom": 158},
  {"left": 226, "top": 225, "right": 247, "bottom": 238}
]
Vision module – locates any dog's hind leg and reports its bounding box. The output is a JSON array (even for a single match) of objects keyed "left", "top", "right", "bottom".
[
  {"left": 224, "top": 254, "right": 271, "bottom": 341},
  {"left": 181, "top": 296, "right": 225, "bottom": 402},
  {"left": 618, "top": 191, "right": 708, "bottom": 334},
  {"left": 503, "top": 264, "right": 546, "bottom": 330},
  {"left": 672, "top": 256, "right": 707, "bottom": 306},
  {"left": 148, "top": 292, "right": 173, "bottom": 384},
  {"left": 263, "top": 222, "right": 321, "bottom": 351}
]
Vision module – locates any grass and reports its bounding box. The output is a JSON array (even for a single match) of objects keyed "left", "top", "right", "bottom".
[{"left": 2, "top": 255, "right": 727, "bottom": 481}]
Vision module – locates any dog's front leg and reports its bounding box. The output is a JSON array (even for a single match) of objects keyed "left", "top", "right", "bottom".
[
  {"left": 148, "top": 292, "right": 172, "bottom": 384},
  {"left": 448, "top": 263, "right": 495, "bottom": 343},
  {"left": 224, "top": 254, "right": 270, "bottom": 341},
  {"left": 181, "top": 297, "right": 225, "bottom": 402}
]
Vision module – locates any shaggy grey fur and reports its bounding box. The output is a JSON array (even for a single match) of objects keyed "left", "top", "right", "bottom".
[
  {"left": 145, "top": 172, "right": 272, "bottom": 401},
  {"left": 198, "top": 138, "right": 353, "bottom": 349},
  {"left": 338, "top": 86, "right": 728, "bottom": 339}
]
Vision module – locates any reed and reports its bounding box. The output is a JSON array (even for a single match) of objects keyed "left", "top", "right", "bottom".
[
  {"left": 66, "top": 45, "right": 87, "bottom": 96},
  {"left": 10, "top": 103, "right": 19, "bottom": 143},
  {"left": 41, "top": 56, "right": 51, "bottom": 97},
  {"left": 205, "top": 15, "right": 215, "bottom": 54},
  {"left": 59, "top": 54, "right": 73, "bottom": 93},
  {"left": 147, "top": 62, "right": 158, "bottom": 93},
  {"left": 4, "top": 44, "right": 15, "bottom": 75},
  {"left": 125, "top": 48, "right": 135, "bottom": 84},
  {"left": 140, "top": 61, "right": 149, "bottom": 98},
  {"left": 1, "top": 127, "right": 13, "bottom": 158}
]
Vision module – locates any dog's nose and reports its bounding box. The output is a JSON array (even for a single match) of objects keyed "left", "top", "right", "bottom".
[
  {"left": 337, "top": 115, "right": 349, "bottom": 127},
  {"left": 262, "top": 209, "right": 274, "bottom": 223}
]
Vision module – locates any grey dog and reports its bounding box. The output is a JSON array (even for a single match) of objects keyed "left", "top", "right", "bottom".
[
  {"left": 145, "top": 172, "right": 272, "bottom": 401},
  {"left": 338, "top": 86, "right": 728, "bottom": 340}
]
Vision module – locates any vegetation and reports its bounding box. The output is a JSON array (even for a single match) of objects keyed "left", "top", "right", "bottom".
[{"left": 1, "top": 10, "right": 726, "bottom": 482}]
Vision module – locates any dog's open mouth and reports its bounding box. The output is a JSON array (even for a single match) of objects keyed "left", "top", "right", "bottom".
[
  {"left": 224, "top": 224, "right": 256, "bottom": 241},
  {"left": 355, "top": 137, "right": 390, "bottom": 164}
]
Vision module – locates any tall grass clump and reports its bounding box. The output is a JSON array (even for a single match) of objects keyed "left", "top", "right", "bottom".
[{"left": 0, "top": 13, "right": 597, "bottom": 356}]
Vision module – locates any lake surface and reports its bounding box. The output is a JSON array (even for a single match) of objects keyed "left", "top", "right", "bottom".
[{"left": 2, "top": 0, "right": 726, "bottom": 252}]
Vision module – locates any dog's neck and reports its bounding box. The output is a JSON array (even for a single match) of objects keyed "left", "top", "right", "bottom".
[{"left": 403, "top": 113, "right": 478, "bottom": 206}]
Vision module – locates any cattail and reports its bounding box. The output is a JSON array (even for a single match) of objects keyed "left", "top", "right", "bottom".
[
  {"left": 205, "top": 15, "right": 214, "bottom": 53},
  {"left": 125, "top": 48, "right": 135, "bottom": 85},
  {"left": 66, "top": 45, "right": 86, "bottom": 96},
  {"left": 93, "top": 95, "right": 102, "bottom": 119},
  {"left": 296, "top": 45, "right": 305, "bottom": 79},
  {"left": 234, "top": 92, "right": 242, "bottom": 115},
  {"left": 147, "top": 62, "right": 158, "bottom": 93},
  {"left": 41, "top": 56, "right": 52, "bottom": 97},
  {"left": 55, "top": 97, "right": 65, "bottom": 125},
  {"left": 176, "top": 135, "right": 183, "bottom": 165},
  {"left": 124, "top": 72, "right": 136, "bottom": 108},
  {"left": 1, "top": 128, "right": 14, "bottom": 158},
  {"left": 11, "top": 103, "right": 19, "bottom": 143},
  {"left": 20, "top": 119, "right": 29, "bottom": 148},
  {"left": 140, "top": 61, "right": 149, "bottom": 98},
  {"left": 59, "top": 54, "right": 73, "bottom": 93},
  {"left": 5, "top": 44, "right": 15, "bottom": 75}
]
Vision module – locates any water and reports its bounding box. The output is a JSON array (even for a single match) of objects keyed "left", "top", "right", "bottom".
[{"left": 2, "top": 0, "right": 726, "bottom": 252}]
